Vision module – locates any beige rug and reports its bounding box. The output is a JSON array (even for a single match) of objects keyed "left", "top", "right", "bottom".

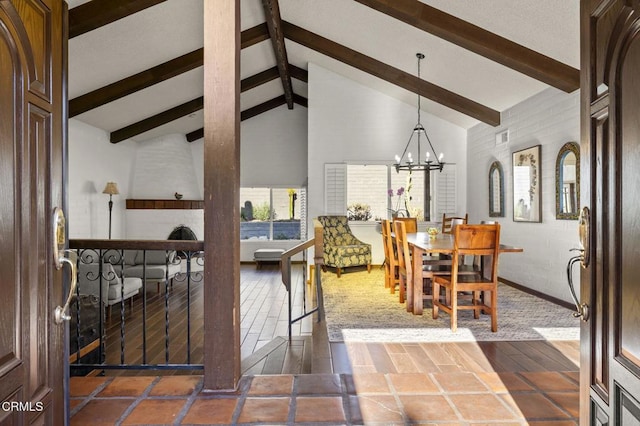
[{"left": 320, "top": 268, "right": 580, "bottom": 343}]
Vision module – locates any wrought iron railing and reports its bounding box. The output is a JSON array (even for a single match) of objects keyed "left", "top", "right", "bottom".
[{"left": 68, "top": 240, "right": 204, "bottom": 374}]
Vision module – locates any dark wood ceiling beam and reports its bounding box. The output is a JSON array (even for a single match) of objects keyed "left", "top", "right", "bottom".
[
  {"left": 261, "top": 0, "right": 294, "bottom": 109},
  {"left": 69, "top": 49, "right": 203, "bottom": 117},
  {"left": 70, "top": 23, "right": 269, "bottom": 117},
  {"left": 186, "top": 93, "right": 308, "bottom": 142},
  {"left": 282, "top": 21, "right": 500, "bottom": 126},
  {"left": 241, "top": 64, "right": 306, "bottom": 92},
  {"left": 110, "top": 97, "right": 204, "bottom": 143},
  {"left": 293, "top": 93, "right": 308, "bottom": 108},
  {"left": 69, "top": 0, "right": 167, "bottom": 38},
  {"left": 242, "top": 96, "right": 286, "bottom": 121},
  {"left": 241, "top": 67, "right": 279, "bottom": 91},
  {"left": 241, "top": 23, "right": 270, "bottom": 49},
  {"left": 185, "top": 129, "right": 205, "bottom": 143},
  {"left": 354, "top": 0, "right": 579, "bottom": 92},
  {"left": 289, "top": 64, "right": 308, "bottom": 82},
  {"left": 114, "top": 67, "right": 305, "bottom": 143}
]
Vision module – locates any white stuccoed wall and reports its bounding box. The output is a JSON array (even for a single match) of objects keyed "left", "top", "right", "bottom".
[
  {"left": 130, "top": 134, "right": 202, "bottom": 200},
  {"left": 68, "top": 119, "right": 136, "bottom": 239},
  {"left": 126, "top": 133, "right": 203, "bottom": 239},
  {"left": 467, "top": 87, "right": 580, "bottom": 303}
]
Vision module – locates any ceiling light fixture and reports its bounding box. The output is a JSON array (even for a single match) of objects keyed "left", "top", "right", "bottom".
[{"left": 393, "top": 53, "right": 445, "bottom": 173}]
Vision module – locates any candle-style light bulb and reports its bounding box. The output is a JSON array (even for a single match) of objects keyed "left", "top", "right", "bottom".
[
  {"left": 426, "top": 152, "right": 430, "bottom": 160},
  {"left": 438, "top": 152, "right": 444, "bottom": 161},
  {"left": 407, "top": 152, "right": 413, "bottom": 162},
  {"left": 395, "top": 154, "right": 401, "bottom": 163}
]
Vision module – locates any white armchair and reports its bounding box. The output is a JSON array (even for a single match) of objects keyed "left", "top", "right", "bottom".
[{"left": 77, "top": 262, "right": 142, "bottom": 317}]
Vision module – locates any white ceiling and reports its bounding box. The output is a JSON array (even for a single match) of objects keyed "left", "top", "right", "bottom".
[{"left": 67, "top": 0, "right": 580, "bottom": 141}]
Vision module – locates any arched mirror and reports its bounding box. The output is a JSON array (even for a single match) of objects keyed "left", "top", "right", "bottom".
[
  {"left": 555, "top": 142, "right": 580, "bottom": 220},
  {"left": 488, "top": 161, "right": 504, "bottom": 217}
]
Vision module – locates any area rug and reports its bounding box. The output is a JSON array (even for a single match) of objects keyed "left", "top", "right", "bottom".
[{"left": 321, "top": 268, "right": 580, "bottom": 343}]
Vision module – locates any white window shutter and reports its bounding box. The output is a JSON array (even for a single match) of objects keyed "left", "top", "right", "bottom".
[
  {"left": 435, "top": 164, "right": 457, "bottom": 217},
  {"left": 299, "top": 187, "right": 307, "bottom": 239},
  {"left": 324, "top": 163, "right": 347, "bottom": 215}
]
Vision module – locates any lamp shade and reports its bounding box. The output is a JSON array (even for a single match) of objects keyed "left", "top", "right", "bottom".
[{"left": 102, "top": 182, "right": 119, "bottom": 195}]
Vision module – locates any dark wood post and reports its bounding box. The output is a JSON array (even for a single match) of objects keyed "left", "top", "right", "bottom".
[
  {"left": 203, "top": 0, "right": 241, "bottom": 391},
  {"left": 424, "top": 170, "right": 431, "bottom": 221}
]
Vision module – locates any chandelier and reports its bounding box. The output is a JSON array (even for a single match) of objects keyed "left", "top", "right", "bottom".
[{"left": 393, "top": 53, "right": 445, "bottom": 173}]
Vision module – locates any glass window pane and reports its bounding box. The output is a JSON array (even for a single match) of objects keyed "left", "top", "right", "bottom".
[
  {"left": 346, "top": 165, "right": 387, "bottom": 221},
  {"left": 240, "top": 188, "right": 271, "bottom": 240},
  {"left": 272, "top": 188, "right": 302, "bottom": 240}
]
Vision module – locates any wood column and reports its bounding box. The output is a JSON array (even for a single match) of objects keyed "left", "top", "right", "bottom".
[{"left": 203, "top": 0, "right": 241, "bottom": 391}]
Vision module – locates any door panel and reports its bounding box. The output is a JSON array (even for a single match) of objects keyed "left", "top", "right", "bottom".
[
  {"left": 582, "top": 0, "right": 640, "bottom": 424},
  {"left": 592, "top": 109, "right": 609, "bottom": 401},
  {"left": 619, "top": 32, "right": 640, "bottom": 374},
  {"left": 0, "top": 0, "right": 65, "bottom": 424},
  {"left": 13, "top": 0, "right": 52, "bottom": 100}
]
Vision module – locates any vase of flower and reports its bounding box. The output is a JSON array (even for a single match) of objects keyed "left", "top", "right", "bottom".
[{"left": 388, "top": 187, "right": 410, "bottom": 218}]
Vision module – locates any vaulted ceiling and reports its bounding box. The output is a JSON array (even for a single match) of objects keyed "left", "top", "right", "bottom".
[{"left": 67, "top": 0, "right": 580, "bottom": 143}]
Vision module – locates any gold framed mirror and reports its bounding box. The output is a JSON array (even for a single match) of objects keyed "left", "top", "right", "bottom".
[{"left": 555, "top": 142, "right": 580, "bottom": 220}]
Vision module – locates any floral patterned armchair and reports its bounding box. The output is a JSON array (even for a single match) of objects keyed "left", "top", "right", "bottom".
[{"left": 318, "top": 216, "right": 372, "bottom": 278}]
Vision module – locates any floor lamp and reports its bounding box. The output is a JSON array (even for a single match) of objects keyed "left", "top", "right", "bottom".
[{"left": 102, "top": 182, "right": 119, "bottom": 239}]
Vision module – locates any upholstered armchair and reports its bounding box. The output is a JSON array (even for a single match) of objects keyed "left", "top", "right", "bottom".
[{"left": 318, "top": 216, "right": 372, "bottom": 278}]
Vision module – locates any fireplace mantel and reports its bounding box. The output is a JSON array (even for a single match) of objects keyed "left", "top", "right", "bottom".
[{"left": 126, "top": 199, "right": 204, "bottom": 210}]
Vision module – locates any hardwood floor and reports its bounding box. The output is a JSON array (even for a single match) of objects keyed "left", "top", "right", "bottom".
[
  {"left": 95, "top": 263, "right": 314, "bottom": 375},
  {"left": 71, "top": 264, "right": 581, "bottom": 424}
]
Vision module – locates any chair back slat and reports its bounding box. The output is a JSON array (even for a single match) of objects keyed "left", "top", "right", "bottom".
[
  {"left": 393, "top": 217, "right": 418, "bottom": 233},
  {"left": 394, "top": 221, "right": 409, "bottom": 274},
  {"left": 393, "top": 220, "right": 412, "bottom": 303},
  {"left": 442, "top": 213, "right": 468, "bottom": 234},
  {"left": 381, "top": 219, "right": 390, "bottom": 256}
]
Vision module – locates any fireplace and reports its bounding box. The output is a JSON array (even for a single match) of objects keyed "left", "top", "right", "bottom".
[{"left": 168, "top": 225, "right": 198, "bottom": 240}]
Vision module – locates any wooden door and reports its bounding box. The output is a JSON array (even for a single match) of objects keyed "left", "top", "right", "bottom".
[
  {"left": 0, "top": 0, "right": 66, "bottom": 424},
  {"left": 581, "top": 1, "right": 640, "bottom": 424}
]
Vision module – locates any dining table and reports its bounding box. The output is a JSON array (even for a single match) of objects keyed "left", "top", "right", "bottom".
[{"left": 405, "top": 231, "right": 524, "bottom": 315}]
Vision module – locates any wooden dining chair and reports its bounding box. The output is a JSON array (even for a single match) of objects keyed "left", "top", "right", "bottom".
[
  {"left": 394, "top": 220, "right": 452, "bottom": 311},
  {"left": 432, "top": 223, "right": 501, "bottom": 332},
  {"left": 393, "top": 220, "right": 411, "bottom": 304},
  {"left": 473, "top": 220, "right": 496, "bottom": 270},
  {"left": 381, "top": 220, "right": 400, "bottom": 292},
  {"left": 441, "top": 213, "right": 468, "bottom": 234},
  {"left": 393, "top": 217, "right": 418, "bottom": 233}
]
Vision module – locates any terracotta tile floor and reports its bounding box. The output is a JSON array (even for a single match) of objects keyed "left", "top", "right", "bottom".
[{"left": 70, "top": 371, "right": 579, "bottom": 425}]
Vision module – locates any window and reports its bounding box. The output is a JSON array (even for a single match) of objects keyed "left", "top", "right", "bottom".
[
  {"left": 240, "top": 187, "right": 305, "bottom": 240},
  {"left": 326, "top": 163, "right": 454, "bottom": 221},
  {"left": 390, "top": 169, "right": 425, "bottom": 219},
  {"left": 346, "top": 165, "right": 387, "bottom": 220}
]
